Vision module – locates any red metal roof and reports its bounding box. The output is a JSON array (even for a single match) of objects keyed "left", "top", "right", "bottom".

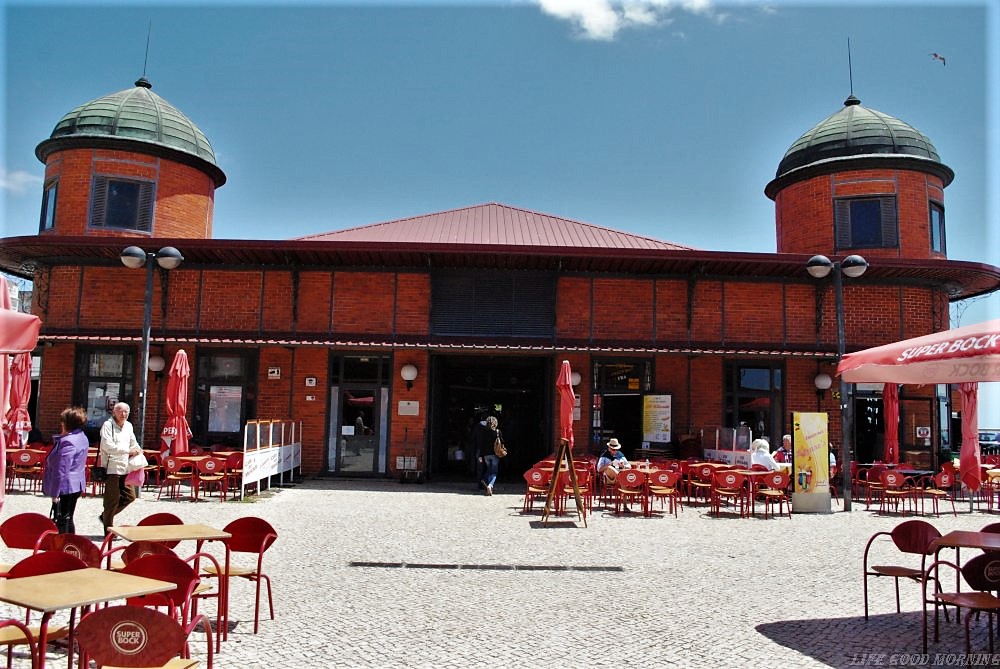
[{"left": 295, "top": 202, "right": 694, "bottom": 251}]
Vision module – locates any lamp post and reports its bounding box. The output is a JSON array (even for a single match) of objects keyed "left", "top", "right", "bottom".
[
  {"left": 806, "top": 254, "right": 867, "bottom": 511},
  {"left": 120, "top": 246, "right": 183, "bottom": 447}
]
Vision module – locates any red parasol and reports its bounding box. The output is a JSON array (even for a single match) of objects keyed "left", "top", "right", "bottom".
[
  {"left": 838, "top": 319, "right": 1000, "bottom": 384},
  {"left": 160, "top": 349, "right": 192, "bottom": 456},
  {"left": 556, "top": 360, "right": 575, "bottom": 451},
  {"left": 882, "top": 383, "right": 898, "bottom": 465},
  {"left": 0, "top": 276, "right": 40, "bottom": 514},
  {"left": 3, "top": 354, "right": 32, "bottom": 448},
  {"left": 959, "top": 382, "right": 981, "bottom": 492}
]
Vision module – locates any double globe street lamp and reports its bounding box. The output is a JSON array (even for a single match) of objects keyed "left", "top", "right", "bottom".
[
  {"left": 806, "top": 253, "right": 868, "bottom": 511},
  {"left": 120, "top": 246, "right": 184, "bottom": 447}
]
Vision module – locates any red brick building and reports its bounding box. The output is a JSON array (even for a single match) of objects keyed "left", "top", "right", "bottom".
[{"left": 2, "top": 82, "right": 998, "bottom": 481}]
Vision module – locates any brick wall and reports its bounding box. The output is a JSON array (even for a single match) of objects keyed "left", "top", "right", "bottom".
[
  {"left": 775, "top": 168, "right": 946, "bottom": 259},
  {"left": 39, "top": 148, "right": 215, "bottom": 239}
]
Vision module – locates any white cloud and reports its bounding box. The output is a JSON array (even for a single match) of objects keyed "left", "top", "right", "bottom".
[
  {"left": 0, "top": 169, "right": 42, "bottom": 195},
  {"left": 537, "top": 0, "right": 717, "bottom": 40}
]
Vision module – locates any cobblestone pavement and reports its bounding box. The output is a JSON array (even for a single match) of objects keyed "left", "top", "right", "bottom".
[{"left": 2, "top": 478, "right": 999, "bottom": 668}]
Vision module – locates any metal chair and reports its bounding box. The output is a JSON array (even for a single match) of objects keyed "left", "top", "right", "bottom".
[
  {"left": 75, "top": 605, "right": 212, "bottom": 669},
  {"left": 863, "top": 519, "right": 941, "bottom": 620},
  {"left": 922, "top": 553, "right": 1000, "bottom": 654},
  {"left": 648, "top": 470, "right": 683, "bottom": 517},
  {"left": 200, "top": 517, "right": 277, "bottom": 634}
]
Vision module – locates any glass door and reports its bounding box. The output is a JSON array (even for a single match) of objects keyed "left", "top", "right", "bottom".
[{"left": 338, "top": 388, "right": 378, "bottom": 473}]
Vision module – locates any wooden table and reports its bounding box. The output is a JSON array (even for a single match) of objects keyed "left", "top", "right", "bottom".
[
  {"left": 109, "top": 523, "right": 233, "bottom": 643},
  {"left": 0, "top": 567, "right": 173, "bottom": 669}
]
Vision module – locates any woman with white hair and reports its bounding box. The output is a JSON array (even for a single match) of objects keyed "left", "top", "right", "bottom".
[
  {"left": 98, "top": 402, "right": 142, "bottom": 534},
  {"left": 749, "top": 438, "right": 779, "bottom": 471}
]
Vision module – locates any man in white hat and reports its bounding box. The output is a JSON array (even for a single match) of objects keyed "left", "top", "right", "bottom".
[{"left": 597, "top": 437, "right": 630, "bottom": 482}]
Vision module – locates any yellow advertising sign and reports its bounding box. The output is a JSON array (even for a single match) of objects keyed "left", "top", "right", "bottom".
[{"left": 792, "top": 412, "right": 830, "bottom": 494}]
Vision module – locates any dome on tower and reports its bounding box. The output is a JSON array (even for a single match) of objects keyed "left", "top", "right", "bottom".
[
  {"left": 765, "top": 95, "right": 951, "bottom": 199},
  {"left": 36, "top": 78, "right": 225, "bottom": 186}
]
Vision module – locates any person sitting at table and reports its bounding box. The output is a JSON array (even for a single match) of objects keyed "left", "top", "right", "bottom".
[
  {"left": 750, "top": 438, "right": 779, "bottom": 471},
  {"left": 772, "top": 434, "right": 791, "bottom": 463},
  {"left": 597, "top": 438, "right": 630, "bottom": 482}
]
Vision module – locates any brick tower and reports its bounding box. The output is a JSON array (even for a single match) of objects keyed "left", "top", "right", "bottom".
[
  {"left": 34, "top": 77, "right": 225, "bottom": 240},
  {"left": 765, "top": 94, "right": 953, "bottom": 262}
]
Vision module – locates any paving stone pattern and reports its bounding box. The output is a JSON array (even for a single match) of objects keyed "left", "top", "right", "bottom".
[{"left": 1, "top": 479, "right": 997, "bottom": 668}]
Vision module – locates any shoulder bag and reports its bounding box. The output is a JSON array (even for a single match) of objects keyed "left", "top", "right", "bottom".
[{"left": 493, "top": 431, "right": 508, "bottom": 458}]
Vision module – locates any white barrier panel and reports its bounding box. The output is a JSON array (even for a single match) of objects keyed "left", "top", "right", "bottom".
[{"left": 240, "top": 442, "right": 302, "bottom": 494}]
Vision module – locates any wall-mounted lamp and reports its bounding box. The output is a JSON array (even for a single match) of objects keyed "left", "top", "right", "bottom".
[
  {"left": 814, "top": 372, "right": 833, "bottom": 398},
  {"left": 147, "top": 355, "right": 166, "bottom": 373},
  {"left": 570, "top": 371, "right": 582, "bottom": 387},
  {"left": 400, "top": 364, "right": 418, "bottom": 390}
]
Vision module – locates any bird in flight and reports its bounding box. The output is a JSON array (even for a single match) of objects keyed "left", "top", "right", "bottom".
[{"left": 929, "top": 52, "right": 946, "bottom": 66}]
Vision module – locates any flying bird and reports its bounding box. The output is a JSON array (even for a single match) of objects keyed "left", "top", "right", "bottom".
[{"left": 929, "top": 52, "right": 946, "bottom": 66}]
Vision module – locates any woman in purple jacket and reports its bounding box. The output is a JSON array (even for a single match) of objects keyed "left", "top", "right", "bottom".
[{"left": 42, "top": 406, "right": 89, "bottom": 534}]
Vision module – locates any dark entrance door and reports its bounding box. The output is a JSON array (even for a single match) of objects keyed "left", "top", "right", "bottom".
[{"left": 429, "top": 355, "right": 549, "bottom": 482}]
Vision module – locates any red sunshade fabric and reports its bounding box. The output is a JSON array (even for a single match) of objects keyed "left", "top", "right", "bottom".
[
  {"left": 959, "top": 383, "right": 981, "bottom": 492},
  {"left": 882, "top": 383, "right": 898, "bottom": 465},
  {"left": 161, "top": 350, "right": 192, "bottom": 456},
  {"left": 0, "top": 310, "right": 41, "bottom": 354},
  {"left": 837, "top": 319, "right": 1000, "bottom": 384},
  {"left": 556, "top": 360, "right": 575, "bottom": 451},
  {"left": 3, "top": 354, "right": 32, "bottom": 448}
]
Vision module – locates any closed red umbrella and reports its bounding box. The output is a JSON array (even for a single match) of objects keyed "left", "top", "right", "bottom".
[
  {"left": 959, "top": 382, "right": 981, "bottom": 492},
  {"left": 160, "top": 350, "right": 192, "bottom": 456},
  {"left": 3, "top": 354, "right": 32, "bottom": 448},
  {"left": 557, "top": 360, "right": 575, "bottom": 451},
  {"left": 0, "top": 276, "right": 40, "bottom": 514},
  {"left": 882, "top": 383, "right": 899, "bottom": 465}
]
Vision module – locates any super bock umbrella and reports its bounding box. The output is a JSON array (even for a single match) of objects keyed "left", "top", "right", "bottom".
[{"left": 160, "top": 349, "right": 192, "bottom": 456}]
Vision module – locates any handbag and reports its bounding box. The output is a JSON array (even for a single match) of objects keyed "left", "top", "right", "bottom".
[
  {"left": 493, "top": 433, "right": 508, "bottom": 458},
  {"left": 127, "top": 451, "right": 148, "bottom": 472},
  {"left": 91, "top": 463, "right": 108, "bottom": 483}
]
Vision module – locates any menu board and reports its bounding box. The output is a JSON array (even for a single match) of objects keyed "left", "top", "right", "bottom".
[{"left": 642, "top": 395, "right": 672, "bottom": 443}]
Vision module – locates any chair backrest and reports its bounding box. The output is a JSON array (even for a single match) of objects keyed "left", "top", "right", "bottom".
[
  {"left": 225, "top": 452, "right": 244, "bottom": 469},
  {"left": 934, "top": 471, "right": 954, "bottom": 489},
  {"left": 40, "top": 533, "right": 104, "bottom": 567},
  {"left": 523, "top": 468, "right": 550, "bottom": 487},
  {"left": 880, "top": 470, "right": 907, "bottom": 488},
  {"left": 696, "top": 465, "right": 715, "bottom": 482},
  {"left": 198, "top": 457, "right": 225, "bottom": 475},
  {"left": 121, "top": 553, "right": 199, "bottom": 612},
  {"left": 761, "top": 470, "right": 790, "bottom": 491},
  {"left": 890, "top": 520, "right": 941, "bottom": 555},
  {"left": 7, "top": 550, "right": 88, "bottom": 578},
  {"left": 941, "top": 460, "right": 957, "bottom": 474},
  {"left": 223, "top": 516, "right": 278, "bottom": 556},
  {"left": 11, "top": 450, "right": 41, "bottom": 468},
  {"left": 616, "top": 469, "right": 646, "bottom": 490},
  {"left": 982, "top": 522, "right": 1000, "bottom": 535},
  {"left": 75, "top": 605, "right": 188, "bottom": 669},
  {"left": 961, "top": 553, "right": 1000, "bottom": 593},
  {"left": 0, "top": 512, "right": 58, "bottom": 552},
  {"left": 189, "top": 445, "right": 205, "bottom": 456},
  {"left": 750, "top": 463, "right": 770, "bottom": 472},
  {"left": 138, "top": 512, "right": 184, "bottom": 548},
  {"left": 650, "top": 470, "right": 680, "bottom": 488},
  {"left": 122, "top": 540, "right": 177, "bottom": 565},
  {"left": 713, "top": 470, "right": 745, "bottom": 490}
]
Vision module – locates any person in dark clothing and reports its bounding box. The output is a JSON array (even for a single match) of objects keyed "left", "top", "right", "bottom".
[{"left": 474, "top": 416, "right": 502, "bottom": 496}]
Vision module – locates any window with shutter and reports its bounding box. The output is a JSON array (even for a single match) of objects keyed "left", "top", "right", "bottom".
[
  {"left": 89, "top": 176, "right": 155, "bottom": 232},
  {"left": 834, "top": 196, "right": 898, "bottom": 250},
  {"left": 431, "top": 269, "right": 555, "bottom": 337}
]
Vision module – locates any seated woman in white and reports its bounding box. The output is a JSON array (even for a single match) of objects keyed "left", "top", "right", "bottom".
[{"left": 749, "top": 438, "right": 779, "bottom": 471}]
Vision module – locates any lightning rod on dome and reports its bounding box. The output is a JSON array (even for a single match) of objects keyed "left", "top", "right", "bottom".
[
  {"left": 142, "top": 20, "right": 152, "bottom": 78},
  {"left": 847, "top": 36, "right": 854, "bottom": 96}
]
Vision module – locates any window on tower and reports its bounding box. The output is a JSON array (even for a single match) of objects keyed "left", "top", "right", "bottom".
[
  {"left": 834, "top": 196, "right": 898, "bottom": 250},
  {"left": 929, "top": 201, "right": 946, "bottom": 254},
  {"left": 39, "top": 180, "right": 58, "bottom": 231},
  {"left": 89, "top": 176, "right": 154, "bottom": 232}
]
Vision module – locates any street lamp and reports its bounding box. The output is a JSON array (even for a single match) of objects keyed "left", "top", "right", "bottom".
[
  {"left": 806, "top": 253, "right": 867, "bottom": 511},
  {"left": 120, "top": 245, "right": 183, "bottom": 446}
]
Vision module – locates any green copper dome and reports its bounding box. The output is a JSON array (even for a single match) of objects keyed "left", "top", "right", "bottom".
[
  {"left": 36, "top": 78, "right": 225, "bottom": 186},
  {"left": 776, "top": 95, "right": 947, "bottom": 177},
  {"left": 765, "top": 95, "right": 952, "bottom": 198}
]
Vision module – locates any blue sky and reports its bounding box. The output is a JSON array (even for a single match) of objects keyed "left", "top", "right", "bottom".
[{"left": 2, "top": 0, "right": 998, "bottom": 424}]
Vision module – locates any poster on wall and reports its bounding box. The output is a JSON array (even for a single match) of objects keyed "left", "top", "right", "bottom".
[
  {"left": 791, "top": 411, "right": 831, "bottom": 513},
  {"left": 642, "top": 395, "right": 672, "bottom": 444}
]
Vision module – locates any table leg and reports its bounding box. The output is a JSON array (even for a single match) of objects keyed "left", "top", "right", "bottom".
[{"left": 37, "top": 612, "right": 51, "bottom": 669}]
